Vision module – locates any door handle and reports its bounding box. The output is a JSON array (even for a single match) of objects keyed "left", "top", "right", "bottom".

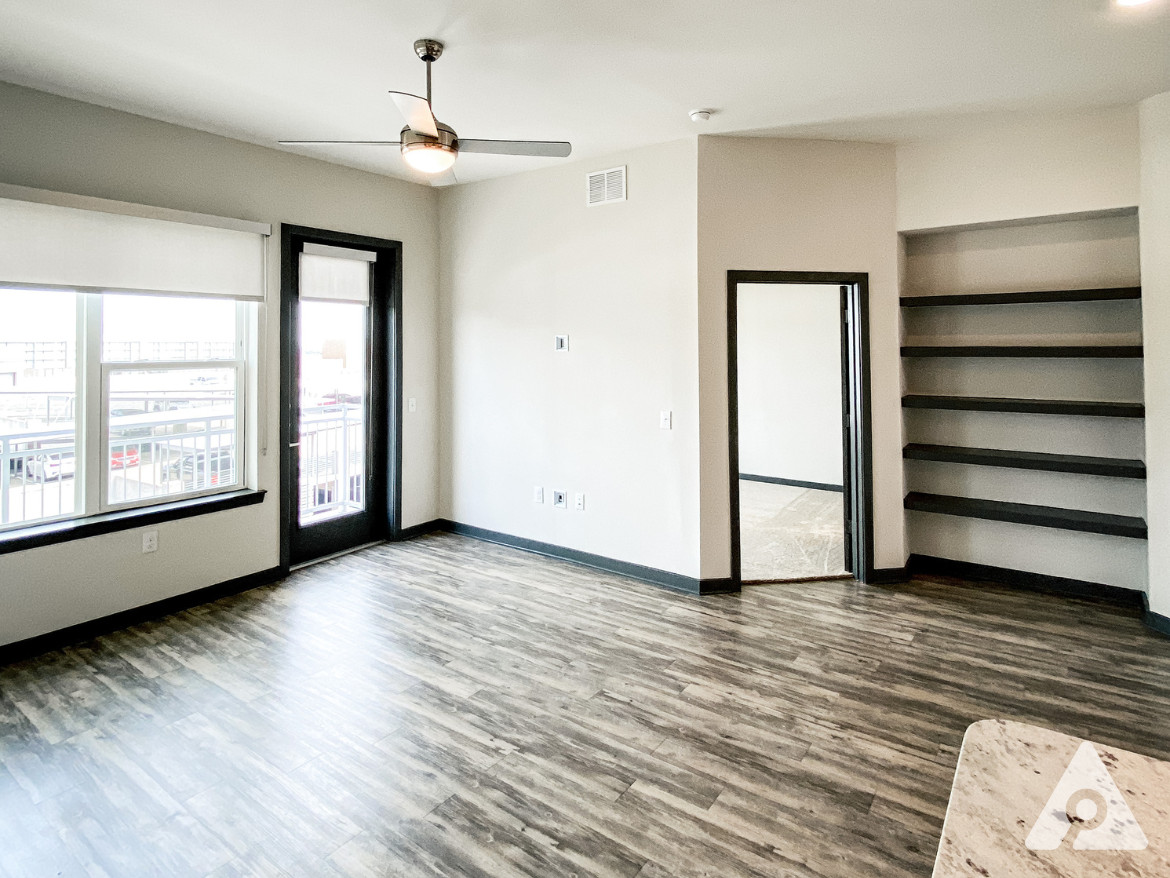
[{"left": 289, "top": 442, "right": 301, "bottom": 448}]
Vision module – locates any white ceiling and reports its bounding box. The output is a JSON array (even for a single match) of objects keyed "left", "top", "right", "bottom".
[{"left": 1, "top": 0, "right": 1168, "bottom": 186}]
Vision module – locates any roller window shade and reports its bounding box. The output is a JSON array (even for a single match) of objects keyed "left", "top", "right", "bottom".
[
  {"left": 299, "top": 248, "right": 373, "bottom": 304},
  {"left": 0, "top": 194, "right": 267, "bottom": 300}
]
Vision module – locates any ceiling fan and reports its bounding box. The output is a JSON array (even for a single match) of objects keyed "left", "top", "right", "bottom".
[{"left": 280, "top": 39, "right": 572, "bottom": 176}]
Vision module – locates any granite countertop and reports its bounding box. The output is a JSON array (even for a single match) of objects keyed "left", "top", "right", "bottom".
[{"left": 934, "top": 719, "right": 1168, "bottom": 876}]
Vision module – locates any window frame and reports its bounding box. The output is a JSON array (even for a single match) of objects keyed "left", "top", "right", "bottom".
[
  {"left": 0, "top": 290, "right": 253, "bottom": 535},
  {"left": 98, "top": 300, "right": 248, "bottom": 513}
]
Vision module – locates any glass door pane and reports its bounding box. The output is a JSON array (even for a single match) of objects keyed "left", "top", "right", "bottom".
[{"left": 297, "top": 299, "right": 367, "bottom": 525}]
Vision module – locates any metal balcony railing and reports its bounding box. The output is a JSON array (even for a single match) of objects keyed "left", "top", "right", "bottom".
[
  {"left": 1, "top": 406, "right": 240, "bottom": 529},
  {"left": 297, "top": 404, "right": 365, "bottom": 524}
]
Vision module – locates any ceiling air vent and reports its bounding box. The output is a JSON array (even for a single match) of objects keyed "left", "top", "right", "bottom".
[{"left": 587, "top": 166, "right": 626, "bottom": 206}]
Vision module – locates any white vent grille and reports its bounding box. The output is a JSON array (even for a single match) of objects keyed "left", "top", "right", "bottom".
[{"left": 586, "top": 166, "right": 626, "bottom": 206}]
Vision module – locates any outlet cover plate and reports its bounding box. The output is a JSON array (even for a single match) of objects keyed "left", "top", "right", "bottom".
[{"left": 553, "top": 490, "right": 567, "bottom": 509}]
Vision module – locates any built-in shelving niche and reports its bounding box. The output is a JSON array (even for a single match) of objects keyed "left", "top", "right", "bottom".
[{"left": 900, "top": 208, "right": 1147, "bottom": 592}]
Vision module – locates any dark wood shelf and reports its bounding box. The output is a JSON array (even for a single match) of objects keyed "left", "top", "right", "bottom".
[
  {"left": 901, "top": 345, "right": 1143, "bottom": 358},
  {"left": 904, "top": 492, "right": 1147, "bottom": 539},
  {"left": 902, "top": 395, "right": 1145, "bottom": 418},
  {"left": 902, "top": 443, "right": 1146, "bottom": 478},
  {"left": 900, "top": 287, "right": 1141, "bottom": 308}
]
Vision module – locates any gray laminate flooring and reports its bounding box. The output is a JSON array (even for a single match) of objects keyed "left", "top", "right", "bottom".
[
  {"left": 739, "top": 480, "right": 846, "bottom": 581},
  {"left": 1, "top": 533, "right": 1169, "bottom": 877}
]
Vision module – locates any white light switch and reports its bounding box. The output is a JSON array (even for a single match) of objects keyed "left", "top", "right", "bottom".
[
  {"left": 408, "top": 397, "right": 417, "bottom": 413},
  {"left": 554, "top": 334, "right": 569, "bottom": 352},
  {"left": 533, "top": 486, "right": 544, "bottom": 503},
  {"left": 660, "top": 410, "right": 672, "bottom": 430}
]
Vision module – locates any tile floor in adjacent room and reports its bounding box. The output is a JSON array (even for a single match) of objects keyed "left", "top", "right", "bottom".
[{"left": 738, "top": 480, "right": 847, "bottom": 581}]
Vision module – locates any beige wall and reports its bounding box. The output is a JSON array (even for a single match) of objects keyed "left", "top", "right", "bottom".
[
  {"left": 896, "top": 106, "right": 1140, "bottom": 232},
  {"left": 438, "top": 139, "right": 702, "bottom": 576},
  {"left": 1140, "top": 91, "right": 1170, "bottom": 617},
  {"left": 0, "top": 82, "right": 440, "bottom": 646},
  {"left": 697, "top": 136, "right": 904, "bottom": 578}
]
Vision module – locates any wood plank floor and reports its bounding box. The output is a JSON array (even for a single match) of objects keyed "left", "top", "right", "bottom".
[{"left": 1, "top": 532, "right": 1169, "bottom": 878}]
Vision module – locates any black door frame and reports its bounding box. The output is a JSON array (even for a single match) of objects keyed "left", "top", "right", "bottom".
[
  {"left": 279, "top": 224, "right": 404, "bottom": 568},
  {"left": 726, "top": 270, "right": 875, "bottom": 585}
]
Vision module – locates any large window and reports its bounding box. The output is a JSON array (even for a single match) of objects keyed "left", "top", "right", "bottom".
[
  {"left": 0, "top": 187, "right": 268, "bottom": 538},
  {"left": 0, "top": 291, "right": 249, "bottom": 531}
]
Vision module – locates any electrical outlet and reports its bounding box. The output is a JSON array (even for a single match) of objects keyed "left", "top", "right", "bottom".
[
  {"left": 533, "top": 486, "right": 544, "bottom": 503},
  {"left": 660, "top": 410, "right": 672, "bottom": 430},
  {"left": 408, "top": 397, "right": 417, "bottom": 413},
  {"left": 552, "top": 490, "right": 567, "bottom": 509},
  {"left": 575, "top": 492, "right": 585, "bottom": 511},
  {"left": 142, "top": 530, "right": 158, "bottom": 554}
]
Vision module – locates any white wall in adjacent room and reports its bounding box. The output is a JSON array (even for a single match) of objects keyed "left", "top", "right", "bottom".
[
  {"left": 438, "top": 139, "right": 702, "bottom": 577},
  {"left": 1140, "top": 91, "right": 1170, "bottom": 618},
  {"left": 736, "top": 283, "right": 843, "bottom": 486},
  {"left": 896, "top": 106, "right": 1140, "bottom": 232},
  {"left": 697, "top": 136, "right": 903, "bottom": 578},
  {"left": 0, "top": 81, "right": 440, "bottom": 646}
]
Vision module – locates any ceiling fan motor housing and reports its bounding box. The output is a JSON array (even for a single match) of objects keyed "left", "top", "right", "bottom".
[{"left": 401, "top": 122, "right": 458, "bottom": 153}]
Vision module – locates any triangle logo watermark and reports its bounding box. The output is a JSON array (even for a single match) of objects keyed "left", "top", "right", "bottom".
[{"left": 1025, "top": 741, "right": 1148, "bottom": 851}]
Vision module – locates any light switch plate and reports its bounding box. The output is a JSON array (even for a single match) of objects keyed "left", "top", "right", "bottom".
[
  {"left": 660, "top": 410, "right": 672, "bottom": 430},
  {"left": 553, "top": 490, "right": 567, "bottom": 508},
  {"left": 533, "top": 486, "right": 544, "bottom": 503},
  {"left": 554, "top": 334, "right": 569, "bottom": 352}
]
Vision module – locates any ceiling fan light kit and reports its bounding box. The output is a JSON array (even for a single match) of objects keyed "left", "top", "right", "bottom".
[
  {"left": 401, "top": 123, "right": 458, "bottom": 173},
  {"left": 279, "top": 38, "right": 571, "bottom": 179}
]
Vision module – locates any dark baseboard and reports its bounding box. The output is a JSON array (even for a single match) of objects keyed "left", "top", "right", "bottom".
[
  {"left": 435, "top": 520, "right": 737, "bottom": 596},
  {"left": 866, "top": 566, "right": 910, "bottom": 585},
  {"left": 1142, "top": 595, "right": 1170, "bottom": 639},
  {"left": 0, "top": 564, "right": 287, "bottom": 667},
  {"left": 739, "top": 473, "right": 844, "bottom": 493},
  {"left": 908, "top": 554, "right": 1145, "bottom": 608},
  {"left": 395, "top": 518, "right": 445, "bottom": 541}
]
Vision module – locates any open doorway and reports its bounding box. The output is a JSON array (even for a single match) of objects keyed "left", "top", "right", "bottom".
[{"left": 727, "top": 270, "right": 874, "bottom": 585}]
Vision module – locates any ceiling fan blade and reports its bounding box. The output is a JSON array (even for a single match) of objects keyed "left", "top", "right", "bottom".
[
  {"left": 388, "top": 91, "right": 438, "bottom": 138},
  {"left": 458, "top": 139, "right": 572, "bottom": 158},
  {"left": 279, "top": 140, "right": 401, "bottom": 145},
  {"left": 430, "top": 167, "right": 459, "bottom": 187}
]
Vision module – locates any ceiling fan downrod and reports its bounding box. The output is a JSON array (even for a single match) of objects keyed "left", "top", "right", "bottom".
[{"left": 414, "top": 39, "right": 444, "bottom": 106}]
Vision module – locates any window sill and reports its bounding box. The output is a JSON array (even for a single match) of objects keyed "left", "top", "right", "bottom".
[{"left": 0, "top": 489, "right": 266, "bottom": 557}]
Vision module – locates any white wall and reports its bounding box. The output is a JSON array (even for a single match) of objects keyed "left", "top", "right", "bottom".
[
  {"left": 896, "top": 106, "right": 1140, "bottom": 232},
  {"left": 737, "top": 284, "right": 843, "bottom": 486},
  {"left": 438, "top": 139, "right": 702, "bottom": 577},
  {"left": 697, "top": 136, "right": 904, "bottom": 578},
  {"left": 0, "top": 82, "right": 440, "bottom": 646},
  {"left": 1140, "top": 91, "right": 1170, "bottom": 618}
]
